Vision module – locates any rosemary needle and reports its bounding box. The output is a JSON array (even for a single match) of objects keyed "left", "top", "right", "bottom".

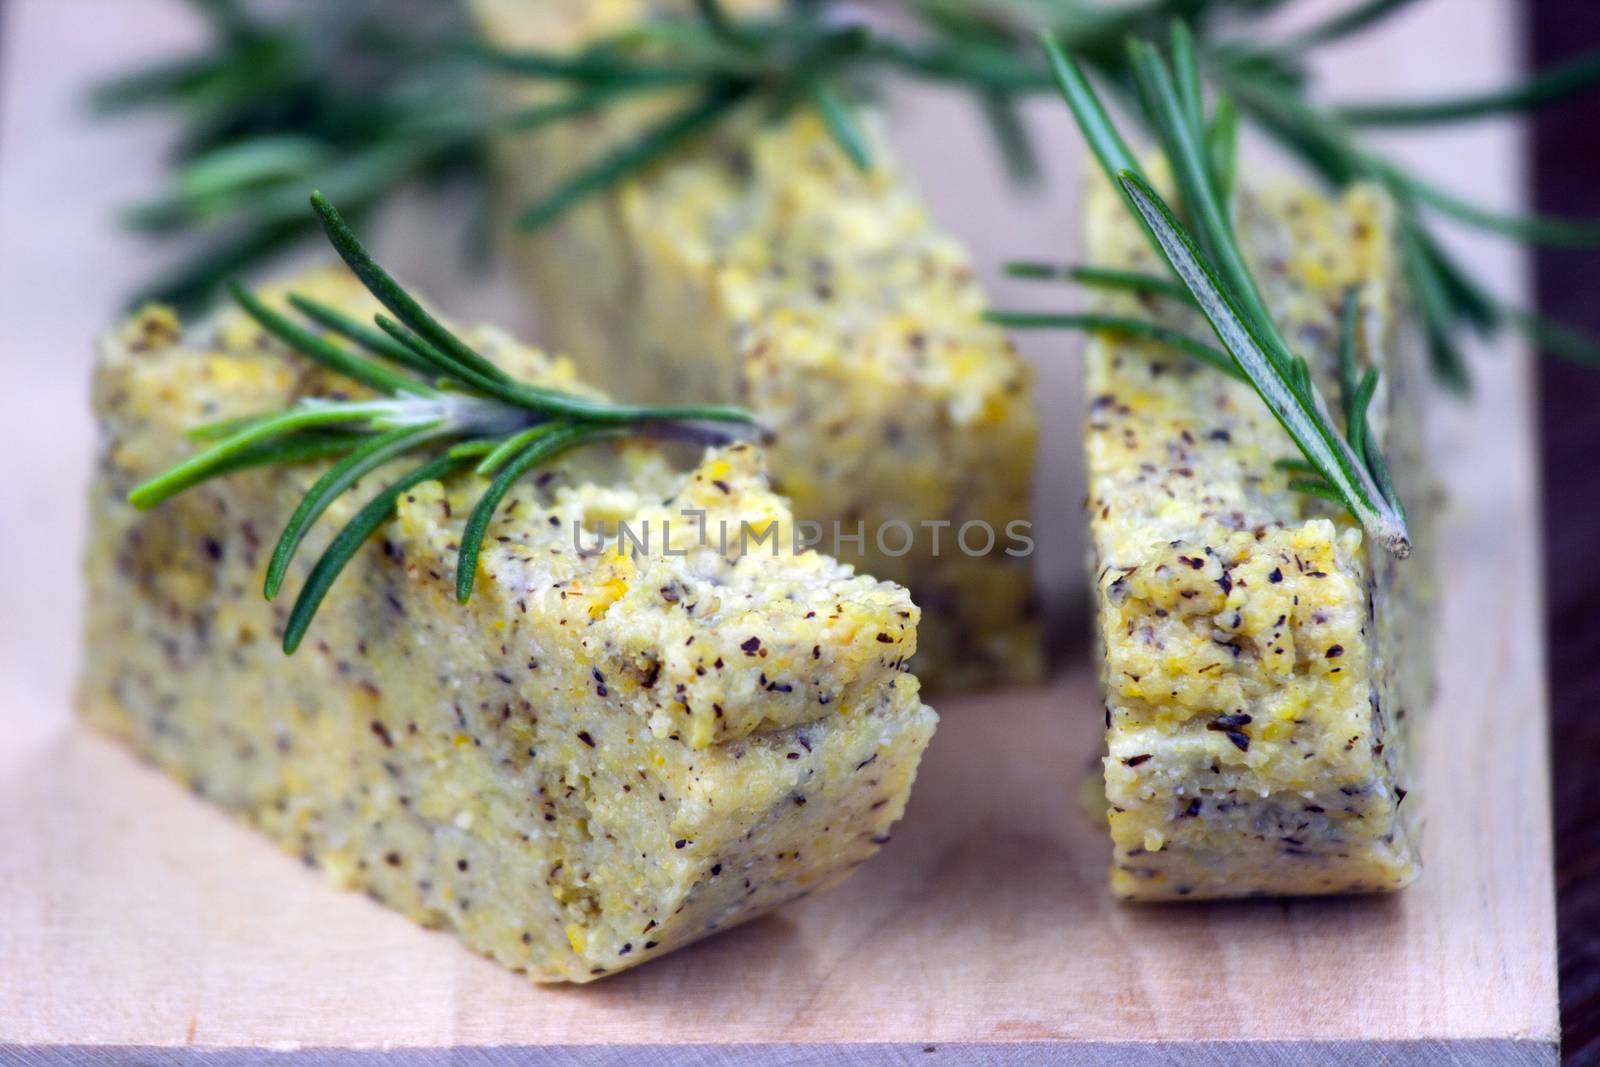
[
  {"left": 287, "top": 293, "right": 436, "bottom": 371},
  {"left": 281, "top": 452, "right": 469, "bottom": 655},
  {"left": 985, "top": 310, "right": 1239, "bottom": 379},
  {"left": 1337, "top": 47, "right": 1600, "bottom": 126},
  {"left": 456, "top": 424, "right": 620, "bottom": 604},
  {"left": 1003, "top": 261, "right": 1197, "bottom": 305},
  {"left": 262, "top": 421, "right": 447, "bottom": 601},
  {"left": 230, "top": 284, "right": 434, "bottom": 397}
]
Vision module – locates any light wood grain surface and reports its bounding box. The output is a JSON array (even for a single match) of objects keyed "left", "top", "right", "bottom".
[{"left": 0, "top": 0, "right": 1558, "bottom": 1063}]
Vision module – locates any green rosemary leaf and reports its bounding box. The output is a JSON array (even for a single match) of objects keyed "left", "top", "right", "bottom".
[
  {"left": 1419, "top": 306, "right": 1472, "bottom": 391},
  {"left": 985, "top": 309, "right": 1242, "bottom": 379},
  {"left": 1399, "top": 227, "right": 1474, "bottom": 391},
  {"left": 287, "top": 293, "right": 438, "bottom": 373},
  {"left": 476, "top": 423, "right": 559, "bottom": 476},
  {"left": 1376, "top": 161, "right": 1600, "bottom": 247},
  {"left": 1337, "top": 287, "right": 1362, "bottom": 419},
  {"left": 1404, "top": 223, "right": 1503, "bottom": 334},
  {"left": 1116, "top": 168, "right": 1409, "bottom": 556},
  {"left": 1211, "top": 65, "right": 1363, "bottom": 184},
  {"left": 693, "top": 0, "right": 757, "bottom": 48},
  {"left": 448, "top": 439, "right": 504, "bottom": 460},
  {"left": 1366, "top": 443, "right": 1403, "bottom": 522},
  {"left": 598, "top": 401, "right": 759, "bottom": 427},
  {"left": 978, "top": 90, "right": 1040, "bottom": 185},
  {"left": 240, "top": 140, "right": 444, "bottom": 232},
  {"left": 1125, "top": 38, "right": 1283, "bottom": 371},
  {"left": 1274, "top": 456, "right": 1320, "bottom": 474},
  {"left": 283, "top": 451, "right": 470, "bottom": 654},
  {"left": 230, "top": 284, "right": 434, "bottom": 398},
  {"left": 1282, "top": 0, "right": 1425, "bottom": 52},
  {"left": 372, "top": 313, "right": 503, "bottom": 394},
  {"left": 1503, "top": 305, "right": 1600, "bottom": 367},
  {"left": 456, "top": 424, "right": 618, "bottom": 603},
  {"left": 1205, "top": 41, "right": 1307, "bottom": 93},
  {"left": 756, "top": 24, "right": 873, "bottom": 125},
  {"left": 810, "top": 80, "right": 873, "bottom": 173},
  {"left": 1041, "top": 34, "right": 1146, "bottom": 222},
  {"left": 1208, "top": 92, "right": 1239, "bottom": 207},
  {"left": 264, "top": 421, "right": 447, "bottom": 600},
  {"left": 1338, "top": 48, "right": 1600, "bottom": 126},
  {"left": 185, "top": 0, "right": 253, "bottom": 34},
  {"left": 371, "top": 312, "right": 753, "bottom": 428},
  {"left": 127, "top": 220, "right": 305, "bottom": 313},
  {"left": 1003, "top": 261, "right": 1197, "bottom": 304},
  {"left": 1290, "top": 354, "right": 1314, "bottom": 400},
  {"left": 870, "top": 35, "right": 1053, "bottom": 94},
  {"left": 87, "top": 52, "right": 229, "bottom": 115},
  {"left": 469, "top": 43, "right": 707, "bottom": 88},
  {"left": 311, "top": 192, "right": 513, "bottom": 385},
  {"left": 187, "top": 411, "right": 277, "bottom": 442},
  {"left": 177, "top": 136, "right": 330, "bottom": 204},
  {"left": 127, "top": 432, "right": 356, "bottom": 508},
  {"left": 517, "top": 88, "right": 747, "bottom": 232},
  {"left": 123, "top": 137, "right": 333, "bottom": 233},
  {"left": 129, "top": 401, "right": 399, "bottom": 511},
  {"left": 1169, "top": 21, "right": 1206, "bottom": 138},
  {"left": 1346, "top": 366, "right": 1379, "bottom": 468},
  {"left": 499, "top": 87, "right": 627, "bottom": 132},
  {"left": 1288, "top": 477, "right": 1347, "bottom": 507}
]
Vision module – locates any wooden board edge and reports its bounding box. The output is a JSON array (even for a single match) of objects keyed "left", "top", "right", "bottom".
[{"left": 2, "top": 1039, "right": 1561, "bottom": 1066}]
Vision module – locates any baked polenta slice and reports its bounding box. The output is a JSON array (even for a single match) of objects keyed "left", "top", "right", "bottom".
[
  {"left": 78, "top": 267, "right": 937, "bottom": 981},
  {"left": 1084, "top": 176, "right": 1435, "bottom": 900},
  {"left": 471, "top": 0, "right": 1040, "bottom": 692}
]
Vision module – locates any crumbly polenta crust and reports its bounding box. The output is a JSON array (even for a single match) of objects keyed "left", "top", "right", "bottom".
[
  {"left": 79, "top": 267, "right": 937, "bottom": 980},
  {"left": 1083, "top": 173, "right": 1436, "bottom": 899}
]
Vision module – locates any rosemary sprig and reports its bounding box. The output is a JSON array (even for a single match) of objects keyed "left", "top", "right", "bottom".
[
  {"left": 997, "top": 33, "right": 1409, "bottom": 556},
  {"left": 95, "top": 0, "right": 488, "bottom": 311},
  {"left": 104, "top": 0, "right": 1301, "bottom": 305},
  {"left": 128, "top": 193, "right": 756, "bottom": 653},
  {"left": 1335, "top": 47, "right": 1600, "bottom": 126},
  {"left": 906, "top": 0, "right": 1600, "bottom": 383},
  {"left": 1196, "top": 10, "right": 1600, "bottom": 380},
  {"left": 108, "top": 0, "right": 1600, "bottom": 381}
]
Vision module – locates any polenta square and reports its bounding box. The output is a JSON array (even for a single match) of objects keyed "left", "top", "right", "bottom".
[
  {"left": 1083, "top": 176, "right": 1435, "bottom": 900},
  {"left": 79, "top": 268, "right": 937, "bottom": 980}
]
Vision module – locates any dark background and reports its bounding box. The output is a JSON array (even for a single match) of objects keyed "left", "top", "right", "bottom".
[{"left": 1533, "top": 2, "right": 1600, "bottom": 1064}]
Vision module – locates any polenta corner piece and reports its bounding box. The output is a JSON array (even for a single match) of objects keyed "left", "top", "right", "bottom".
[
  {"left": 471, "top": 0, "right": 1040, "bottom": 692},
  {"left": 78, "top": 213, "right": 937, "bottom": 981},
  {"left": 1084, "top": 175, "right": 1435, "bottom": 901}
]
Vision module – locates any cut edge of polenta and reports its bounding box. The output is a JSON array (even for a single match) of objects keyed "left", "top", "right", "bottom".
[
  {"left": 78, "top": 266, "right": 938, "bottom": 981},
  {"left": 1083, "top": 171, "right": 1436, "bottom": 900}
]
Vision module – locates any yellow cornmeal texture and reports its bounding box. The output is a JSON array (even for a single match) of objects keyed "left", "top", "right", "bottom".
[
  {"left": 1083, "top": 174, "right": 1435, "bottom": 900},
  {"left": 470, "top": 0, "right": 1040, "bottom": 692},
  {"left": 78, "top": 268, "right": 938, "bottom": 981}
]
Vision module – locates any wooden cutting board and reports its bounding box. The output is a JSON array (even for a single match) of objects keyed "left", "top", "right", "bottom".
[{"left": 0, "top": 0, "right": 1558, "bottom": 1062}]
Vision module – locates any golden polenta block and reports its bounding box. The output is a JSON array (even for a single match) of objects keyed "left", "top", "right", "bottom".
[
  {"left": 79, "top": 268, "right": 937, "bottom": 980},
  {"left": 471, "top": 0, "right": 1040, "bottom": 692},
  {"left": 1083, "top": 176, "right": 1435, "bottom": 899}
]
